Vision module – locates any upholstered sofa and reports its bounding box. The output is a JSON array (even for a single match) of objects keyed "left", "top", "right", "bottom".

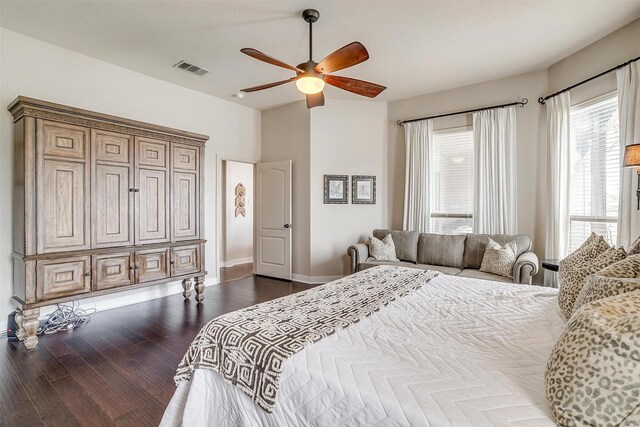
[{"left": 347, "top": 229, "right": 539, "bottom": 284}]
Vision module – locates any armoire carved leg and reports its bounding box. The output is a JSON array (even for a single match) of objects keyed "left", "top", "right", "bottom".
[
  {"left": 15, "top": 308, "right": 40, "bottom": 349},
  {"left": 194, "top": 276, "right": 205, "bottom": 302},
  {"left": 182, "top": 278, "right": 193, "bottom": 299}
]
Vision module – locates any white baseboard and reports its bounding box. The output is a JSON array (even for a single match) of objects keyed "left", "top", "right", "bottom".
[
  {"left": 220, "top": 257, "right": 253, "bottom": 268},
  {"left": 291, "top": 274, "right": 343, "bottom": 285},
  {"left": 1, "top": 276, "right": 218, "bottom": 332}
]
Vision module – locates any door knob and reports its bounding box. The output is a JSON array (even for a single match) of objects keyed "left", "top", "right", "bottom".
[{"left": 284, "top": 224, "right": 291, "bottom": 229}]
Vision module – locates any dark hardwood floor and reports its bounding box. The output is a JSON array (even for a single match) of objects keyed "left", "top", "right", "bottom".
[{"left": 0, "top": 276, "right": 315, "bottom": 426}]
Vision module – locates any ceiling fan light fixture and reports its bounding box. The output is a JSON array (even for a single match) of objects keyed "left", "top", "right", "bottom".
[{"left": 295, "top": 76, "right": 325, "bottom": 94}]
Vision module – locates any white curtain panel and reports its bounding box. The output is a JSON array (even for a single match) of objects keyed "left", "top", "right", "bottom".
[
  {"left": 617, "top": 62, "right": 640, "bottom": 248},
  {"left": 472, "top": 106, "right": 517, "bottom": 234},
  {"left": 544, "top": 93, "right": 571, "bottom": 280},
  {"left": 403, "top": 119, "right": 433, "bottom": 232}
]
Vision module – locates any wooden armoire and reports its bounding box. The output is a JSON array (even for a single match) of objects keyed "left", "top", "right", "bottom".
[{"left": 9, "top": 97, "right": 208, "bottom": 349}]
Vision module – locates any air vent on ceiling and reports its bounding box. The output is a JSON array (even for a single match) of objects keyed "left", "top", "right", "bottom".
[{"left": 173, "top": 60, "right": 211, "bottom": 76}]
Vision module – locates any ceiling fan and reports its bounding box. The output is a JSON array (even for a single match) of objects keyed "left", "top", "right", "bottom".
[{"left": 240, "top": 8, "right": 386, "bottom": 109}]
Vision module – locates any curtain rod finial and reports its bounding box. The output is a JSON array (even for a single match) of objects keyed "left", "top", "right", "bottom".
[
  {"left": 538, "top": 96, "right": 546, "bottom": 105},
  {"left": 396, "top": 120, "right": 404, "bottom": 126},
  {"left": 521, "top": 98, "right": 528, "bottom": 106}
]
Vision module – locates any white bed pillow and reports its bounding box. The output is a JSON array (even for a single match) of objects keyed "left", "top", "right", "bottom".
[
  {"left": 479, "top": 238, "right": 517, "bottom": 278},
  {"left": 368, "top": 234, "right": 399, "bottom": 262}
]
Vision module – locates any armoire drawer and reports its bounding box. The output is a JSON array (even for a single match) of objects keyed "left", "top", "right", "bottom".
[
  {"left": 93, "top": 253, "right": 133, "bottom": 291},
  {"left": 171, "top": 245, "right": 200, "bottom": 276},
  {"left": 36, "top": 256, "right": 91, "bottom": 301},
  {"left": 136, "top": 248, "right": 170, "bottom": 283}
]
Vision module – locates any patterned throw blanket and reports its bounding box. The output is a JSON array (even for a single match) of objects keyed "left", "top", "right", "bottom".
[{"left": 174, "top": 265, "right": 438, "bottom": 412}]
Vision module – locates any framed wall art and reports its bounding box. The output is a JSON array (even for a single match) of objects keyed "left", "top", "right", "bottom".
[
  {"left": 352, "top": 175, "right": 376, "bottom": 204},
  {"left": 323, "top": 175, "right": 348, "bottom": 204}
]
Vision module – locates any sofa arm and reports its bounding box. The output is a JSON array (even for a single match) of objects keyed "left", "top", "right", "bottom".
[
  {"left": 513, "top": 251, "right": 539, "bottom": 285},
  {"left": 347, "top": 243, "right": 369, "bottom": 274}
]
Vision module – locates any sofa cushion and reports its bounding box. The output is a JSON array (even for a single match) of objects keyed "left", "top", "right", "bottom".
[
  {"left": 361, "top": 259, "right": 461, "bottom": 276},
  {"left": 373, "top": 229, "right": 420, "bottom": 263},
  {"left": 457, "top": 268, "right": 511, "bottom": 283},
  {"left": 417, "top": 234, "right": 465, "bottom": 269},
  {"left": 463, "top": 234, "right": 531, "bottom": 269}
]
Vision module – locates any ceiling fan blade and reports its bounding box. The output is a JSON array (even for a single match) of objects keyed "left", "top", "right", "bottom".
[
  {"left": 315, "top": 42, "right": 369, "bottom": 74},
  {"left": 241, "top": 77, "right": 296, "bottom": 93},
  {"left": 306, "top": 92, "right": 325, "bottom": 109},
  {"left": 324, "top": 75, "right": 386, "bottom": 98},
  {"left": 241, "top": 48, "right": 302, "bottom": 72}
]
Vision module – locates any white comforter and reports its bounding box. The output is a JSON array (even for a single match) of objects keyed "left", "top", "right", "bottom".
[{"left": 161, "top": 274, "right": 565, "bottom": 426}]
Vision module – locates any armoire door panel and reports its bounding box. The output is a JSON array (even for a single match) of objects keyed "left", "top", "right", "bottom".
[
  {"left": 93, "top": 253, "right": 132, "bottom": 291},
  {"left": 171, "top": 245, "right": 200, "bottom": 276},
  {"left": 172, "top": 145, "right": 198, "bottom": 171},
  {"left": 137, "top": 138, "right": 168, "bottom": 168},
  {"left": 136, "top": 249, "right": 170, "bottom": 282},
  {"left": 136, "top": 168, "right": 169, "bottom": 243},
  {"left": 38, "top": 160, "right": 90, "bottom": 253},
  {"left": 173, "top": 172, "right": 198, "bottom": 240},
  {"left": 36, "top": 256, "right": 91, "bottom": 301},
  {"left": 39, "top": 120, "right": 88, "bottom": 160},
  {"left": 95, "top": 164, "right": 133, "bottom": 247},
  {"left": 93, "top": 130, "right": 131, "bottom": 164}
]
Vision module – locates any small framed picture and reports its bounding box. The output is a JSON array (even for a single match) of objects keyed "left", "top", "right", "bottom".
[
  {"left": 352, "top": 175, "right": 376, "bottom": 204},
  {"left": 324, "top": 175, "right": 348, "bottom": 204}
]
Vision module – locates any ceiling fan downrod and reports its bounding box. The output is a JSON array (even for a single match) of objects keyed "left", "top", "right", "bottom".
[{"left": 302, "top": 9, "right": 319, "bottom": 62}]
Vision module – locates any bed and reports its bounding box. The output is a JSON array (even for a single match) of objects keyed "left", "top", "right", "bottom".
[{"left": 161, "top": 267, "right": 565, "bottom": 426}]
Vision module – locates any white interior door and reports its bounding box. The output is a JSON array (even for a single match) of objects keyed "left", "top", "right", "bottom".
[{"left": 255, "top": 160, "right": 292, "bottom": 280}]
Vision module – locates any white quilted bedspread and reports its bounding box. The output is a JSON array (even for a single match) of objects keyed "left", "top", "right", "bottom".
[{"left": 161, "top": 273, "right": 565, "bottom": 427}]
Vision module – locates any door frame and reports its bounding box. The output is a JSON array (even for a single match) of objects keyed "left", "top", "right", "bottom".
[{"left": 215, "top": 155, "right": 257, "bottom": 283}]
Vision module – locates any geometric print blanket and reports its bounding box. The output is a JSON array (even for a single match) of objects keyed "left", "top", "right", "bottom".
[{"left": 174, "top": 266, "right": 439, "bottom": 412}]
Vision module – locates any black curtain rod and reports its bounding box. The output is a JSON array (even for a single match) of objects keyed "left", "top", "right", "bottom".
[
  {"left": 396, "top": 98, "right": 528, "bottom": 126},
  {"left": 538, "top": 55, "right": 640, "bottom": 105}
]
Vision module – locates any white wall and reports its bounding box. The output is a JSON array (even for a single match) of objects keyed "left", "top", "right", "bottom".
[
  {"left": 0, "top": 28, "right": 261, "bottom": 327},
  {"left": 222, "top": 160, "right": 254, "bottom": 266},
  {"left": 309, "top": 100, "right": 388, "bottom": 278}
]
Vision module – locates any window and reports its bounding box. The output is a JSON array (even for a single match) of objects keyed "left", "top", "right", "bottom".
[
  {"left": 568, "top": 94, "right": 620, "bottom": 253},
  {"left": 430, "top": 127, "right": 474, "bottom": 234}
]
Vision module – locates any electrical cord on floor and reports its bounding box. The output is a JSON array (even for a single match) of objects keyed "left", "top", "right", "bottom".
[{"left": 38, "top": 302, "right": 96, "bottom": 335}]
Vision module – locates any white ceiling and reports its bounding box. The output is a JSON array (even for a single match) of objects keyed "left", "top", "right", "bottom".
[{"left": 1, "top": 1, "right": 639, "bottom": 111}]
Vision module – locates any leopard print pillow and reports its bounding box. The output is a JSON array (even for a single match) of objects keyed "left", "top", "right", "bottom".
[
  {"left": 572, "top": 255, "right": 640, "bottom": 315},
  {"left": 560, "top": 232, "right": 608, "bottom": 266},
  {"left": 368, "top": 234, "right": 399, "bottom": 262},
  {"left": 558, "top": 247, "right": 627, "bottom": 319},
  {"left": 479, "top": 238, "right": 517, "bottom": 278},
  {"left": 545, "top": 291, "right": 640, "bottom": 427}
]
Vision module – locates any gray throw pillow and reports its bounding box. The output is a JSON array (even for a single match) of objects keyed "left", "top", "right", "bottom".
[{"left": 368, "top": 234, "right": 399, "bottom": 262}]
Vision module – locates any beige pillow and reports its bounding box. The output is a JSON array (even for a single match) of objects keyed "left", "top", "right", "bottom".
[
  {"left": 479, "top": 238, "right": 517, "bottom": 278},
  {"left": 558, "top": 247, "right": 627, "bottom": 319},
  {"left": 368, "top": 234, "right": 399, "bottom": 262},
  {"left": 572, "top": 254, "right": 640, "bottom": 314},
  {"left": 545, "top": 291, "right": 640, "bottom": 426}
]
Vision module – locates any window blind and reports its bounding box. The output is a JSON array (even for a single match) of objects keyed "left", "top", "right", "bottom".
[
  {"left": 430, "top": 127, "right": 474, "bottom": 234},
  {"left": 568, "top": 94, "right": 620, "bottom": 252}
]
